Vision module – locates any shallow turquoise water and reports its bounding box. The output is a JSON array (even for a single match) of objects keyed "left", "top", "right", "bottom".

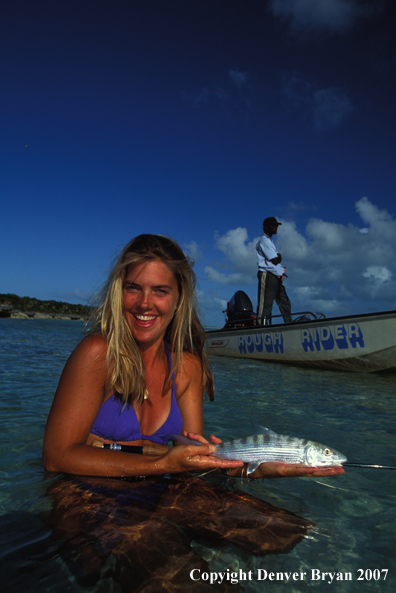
[{"left": 0, "top": 319, "right": 395, "bottom": 592}]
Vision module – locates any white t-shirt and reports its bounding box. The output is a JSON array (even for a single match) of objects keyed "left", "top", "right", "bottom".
[{"left": 256, "top": 233, "right": 284, "bottom": 276}]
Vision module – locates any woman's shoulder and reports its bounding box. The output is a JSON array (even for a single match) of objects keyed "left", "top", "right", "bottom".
[
  {"left": 166, "top": 342, "right": 202, "bottom": 375},
  {"left": 176, "top": 351, "right": 203, "bottom": 395},
  {"left": 181, "top": 350, "right": 202, "bottom": 373},
  {"left": 53, "top": 334, "right": 109, "bottom": 403},
  {"left": 69, "top": 333, "right": 108, "bottom": 367}
]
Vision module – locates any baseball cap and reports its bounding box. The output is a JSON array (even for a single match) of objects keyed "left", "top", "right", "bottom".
[{"left": 263, "top": 217, "right": 282, "bottom": 228}]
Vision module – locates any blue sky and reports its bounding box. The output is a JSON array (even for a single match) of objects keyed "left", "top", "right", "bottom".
[{"left": 1, "top": 0, "right": 396, "bottom": 326}]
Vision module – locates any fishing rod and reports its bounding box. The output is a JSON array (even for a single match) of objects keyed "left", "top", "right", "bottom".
[
  {"left": 92, "top": 441, "right": 396, "bottom": 469},
  {"left": 343, "top": 462, "right": 396, "bottom": 470},
  {"left": 91, "top": 440, "right": 170, "bottom": 455}
]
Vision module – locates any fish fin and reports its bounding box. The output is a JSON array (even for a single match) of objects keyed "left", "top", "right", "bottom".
[
  {"left": 253, "top": 424, "right": 278, "bottom": 438},
  {"left": 246, "top": 462, "right": 261, "bottom": 475},
  {"left": 170, "top": 434, "right": 202, "bottom": 446}
]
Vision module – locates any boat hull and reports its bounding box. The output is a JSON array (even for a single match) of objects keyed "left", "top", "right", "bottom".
[{"left": 206, "top": 310, "right": 396, "bottom": 373}]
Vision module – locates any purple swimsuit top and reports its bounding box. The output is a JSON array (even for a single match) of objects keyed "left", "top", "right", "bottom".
[{"left": 90, "top": 346, "right": 183, "bottom": 445}]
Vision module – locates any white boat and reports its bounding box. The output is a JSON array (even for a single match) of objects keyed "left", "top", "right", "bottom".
[{"left": 205, "top": 292, "right": 396, "bottom": 373}]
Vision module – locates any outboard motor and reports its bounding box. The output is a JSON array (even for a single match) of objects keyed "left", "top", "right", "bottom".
[{"left": 224, "top": 291, "right": 256, "bottom": 328}]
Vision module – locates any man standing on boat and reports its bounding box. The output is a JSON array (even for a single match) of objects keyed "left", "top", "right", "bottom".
[{"left": 256, "top": 217, "right": 292, "bottom": 325}]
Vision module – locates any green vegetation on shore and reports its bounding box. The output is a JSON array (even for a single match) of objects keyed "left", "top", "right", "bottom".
[{"left": 0, "top": 293, "right": 93, "bottom": 318}]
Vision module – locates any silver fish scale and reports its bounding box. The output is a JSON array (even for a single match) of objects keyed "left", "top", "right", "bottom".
[{"left": 214, "top": 434, "right": 309, "bottom": 464}]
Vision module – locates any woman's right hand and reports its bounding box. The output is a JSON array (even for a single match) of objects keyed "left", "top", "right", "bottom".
[{"left": 157, "top": 440, "right": 244, "bottom": 475}]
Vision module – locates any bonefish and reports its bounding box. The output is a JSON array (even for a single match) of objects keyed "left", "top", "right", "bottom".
[{"left": 172, "top": 425, "right": 347, "bottom": 475}]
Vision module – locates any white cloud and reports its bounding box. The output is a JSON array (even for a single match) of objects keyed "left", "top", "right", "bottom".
[
  {"left": 294, "top": 286, "right": 340, "bottom": 314},
  {"left": 282, "top": 72, "right": 354, "bottom": 130},
  {"left": 313, "top": 87, "right": 354, "bottom": 130},
  {"left": 72, "top": 288, "right": 93, "bottom": 302},
  {"left": 214, "top": 227, "right": 259, "bottom": 274},
  {"left": 356, "top": 196, "right": 396, "bottom": 239},
  {"left": 204, "top": 197, "right": 396, "bottom": 318},
  {"left": 195, "top": 288, "right": 228, "bottom": 326},
  {"left": 229, "top": 68, "right": 248, "bottom": 89},
  {"left": 268, "top": 0, "right": 373, "bottom": 34},
  {"left": 181, "top": 86, "right": 230, "bottom": 108},
  {"left": 203, "top": 228, "right": 258, "bottom": 287},
  {"left": 183, "top": 240, "right": 202, "bottom": 261},
  {"left": 281, "top": 198, "right": 396, "bottom": 310},
  {"left": 182, "top": 69, "right": 252, "bottom": 111},
  {"left": 282, "top": 72, "right": 313, "bottom": 107},
  {"left": 363, "top": 266, "right": 392, "bottom": 283},
  {"left": 287, "top": 200, "right": 317, "bottom": 213},
  {"left": 273, "top": 220, "right": 309, "bottom": 259},
  {"left": 204, "top": 266, "right": 253, "bottom": 286},
  {"left": 305, "top": 219, "right": 350, "bottom": 250},
  {"left": 361, "top": 265, "right": 393, "bottom": 301}
]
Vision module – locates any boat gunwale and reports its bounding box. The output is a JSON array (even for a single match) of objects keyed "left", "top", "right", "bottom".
[{"left": 205, "top": 309, "right": 396, "bottom": 336}]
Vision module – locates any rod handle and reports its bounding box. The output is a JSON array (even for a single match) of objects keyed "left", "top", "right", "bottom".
[
  {"left": 91, "top": 439, "right": 170, "bottom": 456},
  {"left": 142, "top": 444, "right": 170, "bottom": 455}
]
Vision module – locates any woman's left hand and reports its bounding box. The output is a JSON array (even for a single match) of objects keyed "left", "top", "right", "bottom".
[
  {"left": 245, "top": 462, "right": 345, "bottom": 479},
  {"left": 179, "top": 431, "right": 218, "bottom": 445}
]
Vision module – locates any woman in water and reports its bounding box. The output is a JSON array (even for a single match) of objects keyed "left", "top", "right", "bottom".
[{"left": 43, "top": 234, "right": 343, "bottom": 480}]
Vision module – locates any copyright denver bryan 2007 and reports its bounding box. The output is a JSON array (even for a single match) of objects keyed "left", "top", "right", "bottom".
[{"left": 190, "top": 568, "right": 389, "bottom": 585}]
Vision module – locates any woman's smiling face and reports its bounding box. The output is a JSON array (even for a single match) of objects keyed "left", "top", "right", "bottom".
[{"left": 123, "top": 259, "right": 179, "bottom": 349}]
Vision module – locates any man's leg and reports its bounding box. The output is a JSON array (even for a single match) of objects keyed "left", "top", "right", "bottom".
[
  {"left": 262, "top": 273, "right": 278, "bottom": 324},
  {"left": 257, "top": 271, "right": 267, "bottom": 326},
  {"left": 275, "top": 284, "right": 292, "bottom": 323}
]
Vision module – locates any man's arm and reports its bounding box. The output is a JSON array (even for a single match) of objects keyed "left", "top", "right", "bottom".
[{"left": 269, "top": 253, "right": 282, "bottom": 265}]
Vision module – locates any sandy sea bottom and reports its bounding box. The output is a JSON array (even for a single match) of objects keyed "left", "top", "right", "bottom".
[{"left": 0, "top": 318, "right": 395, "bottom": 592}]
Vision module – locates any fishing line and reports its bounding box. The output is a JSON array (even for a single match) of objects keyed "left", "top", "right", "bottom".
[
  {"left": 343, "top": 463, "right": 396, "bottom": 470},
  {"left": 195, "top": 468, "right": 218, "bottom": 478},
  {"left": 311, "top": 480, "right": 354, "bottom": 492}
]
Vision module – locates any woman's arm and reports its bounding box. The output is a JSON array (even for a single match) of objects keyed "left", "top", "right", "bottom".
[
  {"left": 42, "top": 338, "right": 243, "bottom": 477},
  {"left": 174, "top": 352, "right": 206, "bottom": 436}
]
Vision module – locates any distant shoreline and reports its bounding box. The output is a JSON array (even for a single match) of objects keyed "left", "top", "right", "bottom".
[
  {"left": 1, "top": 310, "right": 88, "bottom": 321},
  {"left": 0, "top": 293, "right": 92, "bottom": 321}
]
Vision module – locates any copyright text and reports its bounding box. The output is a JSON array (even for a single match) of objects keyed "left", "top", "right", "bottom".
[{"left": 190, "top": 568, "right": 388, "bottom": 585}]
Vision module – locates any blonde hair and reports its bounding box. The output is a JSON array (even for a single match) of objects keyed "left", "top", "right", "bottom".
[{"left": 88, "top": 234, "right": 214, "bottom": 405}]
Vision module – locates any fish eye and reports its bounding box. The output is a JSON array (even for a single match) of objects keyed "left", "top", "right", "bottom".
[{"left": 324, "top": 448, "right": 331, "bottom": 456}]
